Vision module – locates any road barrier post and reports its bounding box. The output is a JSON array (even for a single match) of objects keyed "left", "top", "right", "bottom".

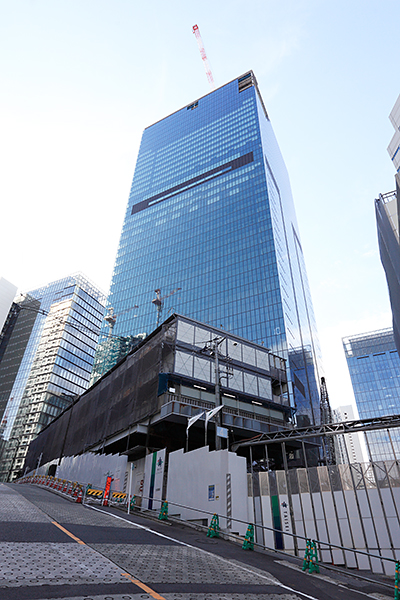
[
  {"left": 207, "top": 514, "right": 219, "bottom": 538},
  {"left": 158, "top": 501, "right": 169, "bottom": 520},
  {"left": 242, "top": 523, "right": 254, "bottom": 550}
]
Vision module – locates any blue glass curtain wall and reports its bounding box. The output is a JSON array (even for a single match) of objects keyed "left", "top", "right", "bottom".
[{"left": 103, "top": 73, "right": 323, "bottom": 424}]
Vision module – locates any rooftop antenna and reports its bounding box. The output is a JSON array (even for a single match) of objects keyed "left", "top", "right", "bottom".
[{"left": 192, "top": 24, "right": 216, "bottom": 90}]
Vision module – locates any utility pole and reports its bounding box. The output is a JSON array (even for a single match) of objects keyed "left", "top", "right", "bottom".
[
  {"left": 212, "top": 337, "right": 222, "bottom": 450},
  {"left": 200, "top": 336, "right": 229, "bottom": 450},
  {"left": 197, "top": 335, "right": 233, "bottom": 449}
]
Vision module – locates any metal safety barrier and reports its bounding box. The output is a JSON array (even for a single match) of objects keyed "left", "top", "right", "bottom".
[{"left": 17, "top": 474, "right": 128, "bottom": 507}]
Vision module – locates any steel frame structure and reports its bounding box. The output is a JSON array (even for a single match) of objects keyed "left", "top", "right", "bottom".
[{"left": 232, "top": 413, "right": 400, "bottom": 450}]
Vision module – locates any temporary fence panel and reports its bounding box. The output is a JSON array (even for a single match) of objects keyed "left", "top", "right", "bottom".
[
  {"left": 247, "top": 473, "right": 255, "bottom": 532},
  {"left": 276, "top": 470, "right": 294, "bottom": 552},
  {"left": 248, "top": 460, "right": 400, "bottom": 575},
  {"left": 167, "top": 446, "right": 248, "bottom": 535},
  {"left": 55, "top": 453, "right": 128, "bottom": 491},
  {"left": 259, "top": 472, "right": 275, "bottom": 550},
  {"left": 143, "top": 448, "right": 166, "bottom": 511}
]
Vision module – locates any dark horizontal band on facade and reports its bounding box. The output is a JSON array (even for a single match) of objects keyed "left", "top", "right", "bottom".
[{"left": 131, "top": 151, "right": 254, "bottom": 216}]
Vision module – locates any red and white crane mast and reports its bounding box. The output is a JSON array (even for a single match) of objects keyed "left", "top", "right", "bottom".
[{"left": 192, "top": 24, "right": 216, "bottom": 91}]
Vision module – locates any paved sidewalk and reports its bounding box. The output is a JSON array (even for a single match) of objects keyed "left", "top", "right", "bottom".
[{"left": 0, "top": 482, "right": 395, "bottom": 600}]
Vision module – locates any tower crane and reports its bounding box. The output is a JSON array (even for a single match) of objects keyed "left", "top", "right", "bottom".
[
  {"left": 152, "top": 287, "right": 182, "bottom": 328},
  {"left": 320, "top": 377, "right": 336, "bottom": 465},
  {"left": 192, "top": 24, "right": 216, "bottom": 90},
  {"left": 104, "top": 304, "right": 139, "bottom": 338}
]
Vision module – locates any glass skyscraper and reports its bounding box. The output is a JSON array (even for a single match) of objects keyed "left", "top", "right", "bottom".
[
  {"left": 343, "top": 328, "right": 400, "bottom": 461},
  {"left": 375, "top": 94, "right": 400, "bottom": 354},
  {"left": 100, "top": 71, "right": 323, "bottom": 425},
  {"left": 0, "top": 274, "right": 105, "bottom": 480}
]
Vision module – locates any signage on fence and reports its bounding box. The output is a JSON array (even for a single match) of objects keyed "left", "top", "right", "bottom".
[
  {"left": 208, "top": 484, "right": 215, "bottom": 501},
  {"left": 216, "top": 426, "right": 228, "bottom": 439}
]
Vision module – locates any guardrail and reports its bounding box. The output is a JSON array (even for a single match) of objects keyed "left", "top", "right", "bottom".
[{"left": 16, "top": 474, "right": 128, "bottom": 507}]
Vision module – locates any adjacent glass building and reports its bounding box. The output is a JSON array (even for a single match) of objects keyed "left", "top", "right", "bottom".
[
  {"left": 0, "top": 277, "right": 18, "bottom": 333},
  {"left": 99, "top": 71, "right": 323, "bottom": 425},
  {"left": 343, "top": 328, "right": 400, "bottom": 461},
  {"left": 0, "top": 274, "right": 105, "bottom": 480},
  {"left": 375, "top": 94, "right": 400, "bottom": 355}
]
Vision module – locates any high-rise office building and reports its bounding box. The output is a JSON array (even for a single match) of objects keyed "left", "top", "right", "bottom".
[
  {"left": 0, "top": 277, "right": 18, "bottom": 333},
  {"left": 0, "top": 293, "right": 40, "bottom": 428},
  {"left": 333, "top": 405, "right": 365, "bottom": 464},
  {"left": 0, "top": 274, "right": 105, "bottom": 480},
  {"left": 99, "top": 71, "right": 323, "bottom": 425},
  {"left": 375, "top": 93, "right": 400, "bottom": 353},
  {"left": 388, "top": 94, "right": 400, "bottom": 181},
  {"left": 343, "top": 329, "right": 400, "bottom": 461}
]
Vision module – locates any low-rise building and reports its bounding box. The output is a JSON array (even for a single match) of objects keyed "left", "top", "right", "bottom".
[{"left": 25, "top": 313, "right": 290, "bottom": 472}]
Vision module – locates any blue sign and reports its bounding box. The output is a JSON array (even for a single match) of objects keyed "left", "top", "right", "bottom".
[{"left": 208, "top": 484, "right": 215, "bottom": 501}]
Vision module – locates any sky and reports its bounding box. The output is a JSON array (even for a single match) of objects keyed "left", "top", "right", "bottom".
[{"left": 1, "top": 0, "right": 399, "bottom": 411}]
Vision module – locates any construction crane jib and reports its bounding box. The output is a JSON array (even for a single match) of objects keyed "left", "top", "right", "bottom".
[
  {"left": 104, "top": 304, "right": 139, "bottom": 338},
  {"left": 192, "top": 24, "right": 216, "bottom": 90},
  {"left": 152, "top": 287, "right": 182, "bottom": 328}
]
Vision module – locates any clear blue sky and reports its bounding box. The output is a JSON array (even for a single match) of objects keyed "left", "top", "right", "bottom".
[{"left": 1, "top": 0, "right": 399, "bottom": 408}]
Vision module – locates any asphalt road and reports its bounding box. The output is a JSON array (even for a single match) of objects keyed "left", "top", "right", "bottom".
[{"left": 0, "top": 482, "right": 394, "bottom": 600}]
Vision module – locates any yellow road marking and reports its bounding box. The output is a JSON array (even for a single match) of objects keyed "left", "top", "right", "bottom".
[
  {"left": 52, "top": 522, "right": 165, "bottom": 598},
  {"left": 121, "top": 572, "right": 167, "bottom": 599},
  {"left": 51, "top": 521, "right": 86, "bottom": 545}
]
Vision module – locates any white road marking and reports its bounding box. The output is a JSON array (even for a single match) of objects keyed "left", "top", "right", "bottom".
[{"left": 87, "top": 505, "right": 321, "bottom": 600}]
